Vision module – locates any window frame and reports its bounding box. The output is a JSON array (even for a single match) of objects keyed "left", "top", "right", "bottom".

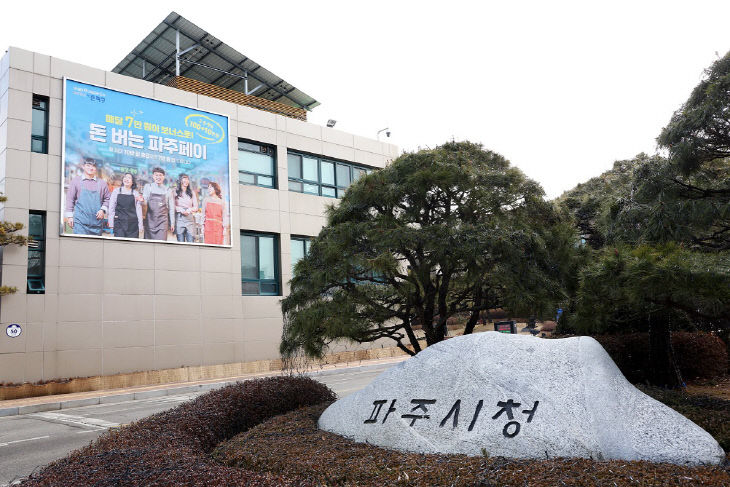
[
  {"left": 237, "top": 139, "right": 277, "bottom": 189},
  {"left": 287, "top": 151, "right": 371, "bottom": 198},
  {"left": 240, "top": 231, "right": 281, "bottom": 296},
  {"left": 27, "top": 211, "right": 46, "bottom": 294},
  {"left": 290, "top": 235, "right": 312, "bottom": 273},
  {"left": 31, "top": 94, "right": 49, "bottom": 154}
]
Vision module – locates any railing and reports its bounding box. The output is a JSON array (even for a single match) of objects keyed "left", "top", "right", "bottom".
[{"left": 164, "top": 76, "right": 307, "bottom": 121}]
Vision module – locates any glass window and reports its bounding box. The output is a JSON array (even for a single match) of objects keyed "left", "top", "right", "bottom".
[
  {"left": 258, "top": 236, "right": 276, "bottom": 280},
  {"left": 321, "top": 161, "right": 335, "bottom": 185},
  {"left": 241, "top": 232, "right": 280, "bottom": 295},
  {"left": 27, "top": 211, "right": 46, "bottom": 294},
  {"left": 302, "top": 157, "right": 319, "bottom": 181},
  {"left": 287, "top": 154, "right": 302, "bottom": 179},
  {"left": 291, "top": 236, "right": 312, "bottom": 271},
  {"left": 336, "top": 164, "right": 351, "bottom": 188},
  {"left": 238, "top": 140, "right": 276, "bottom": 188},
  {"left": 287, "top": 150, "right": 372, "bottom": 199},
  {"left": 31, "top": 95, "right": 49, "bottom": 154}
]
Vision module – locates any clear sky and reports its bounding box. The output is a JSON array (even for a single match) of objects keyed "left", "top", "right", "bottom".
[{"left": 2, "top": 1, "right": 729, "bottom": 198}]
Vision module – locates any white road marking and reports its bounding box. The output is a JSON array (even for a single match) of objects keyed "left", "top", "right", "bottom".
[
  {"left": 29, "top": 412, "right": 119, "bottom": 430},
  {"left": 0, "top": 436, "right": 50, "bottom": 447}
]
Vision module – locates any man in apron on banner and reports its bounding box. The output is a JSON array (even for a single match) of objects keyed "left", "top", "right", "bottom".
[
  {"left": 64, "top": 158, "right": 111, "bottom": 236},
  {"left": 142, "top": 166, "right": 173, "bottom": 241}
]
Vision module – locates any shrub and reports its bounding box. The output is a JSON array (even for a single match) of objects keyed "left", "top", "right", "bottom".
[
  {"left": 21, "top": 376, "right": 335, "bottom": 486},
  {"left": 594, "top": 332, "right": 728, "bottom": 383}
]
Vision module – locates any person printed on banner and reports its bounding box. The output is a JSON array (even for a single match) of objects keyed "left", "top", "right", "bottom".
[
  {"left": 202, "top": 181, "right": 226, "bottom": 245},
  {"left": 172, "top": 173, "right": 198, "bottom": 243},
  {"left": 142, "top": 167, "right": 173, "bottom": 241},
  {"left": 108, "top": 173, "right": 144, "bottom": 239},
  {"left": 64, "top": 157, "right": 112, "bottom": 236}
]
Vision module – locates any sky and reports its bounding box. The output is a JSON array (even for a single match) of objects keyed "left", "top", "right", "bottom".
[{"left": 2, "top": 1, "right": 729, "bottom": 198}]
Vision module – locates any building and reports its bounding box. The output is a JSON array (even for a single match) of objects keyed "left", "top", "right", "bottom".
[{"left": 0, "top": 13, "right": 397, "bottom": 384}]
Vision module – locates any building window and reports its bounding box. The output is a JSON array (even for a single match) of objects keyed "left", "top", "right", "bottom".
[
  {"left": 241, "top": 232, "right": 280, "bottom": 295},
  {"left": 287, "top": 151, "right": 370, "bottom": 198},
  {"left": 290, "top": 236, "right": 312, "bottom": 272},
  {"left": 27, "top": 211, "right": 46, "bottom": 294},
  {"left": 238, "top": 140, "right": 276, "bottom": 188},
  {"left": 31, "top": 95, "right": 49, "bottom": 154}
]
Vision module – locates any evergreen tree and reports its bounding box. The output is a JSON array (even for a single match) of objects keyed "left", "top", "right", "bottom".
[
  {"left": 281, "top": 142, "right": 577, "bottom": 361},
  {"left": 0, "top": 193, "right": 28, "bottom": 295}
]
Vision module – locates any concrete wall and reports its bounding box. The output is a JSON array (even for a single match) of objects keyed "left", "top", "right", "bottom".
[{"left": 0, "top": 47, "right": 398, "bottom": 383}]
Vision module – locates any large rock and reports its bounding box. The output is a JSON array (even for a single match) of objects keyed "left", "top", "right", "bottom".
[{"left": 318, "top": 333, "right": 725, "bottom": 465}]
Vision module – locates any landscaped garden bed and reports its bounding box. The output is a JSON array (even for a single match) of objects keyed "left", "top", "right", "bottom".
[{"left": 20, "top": 375, "right": 730, "bottom": 486}]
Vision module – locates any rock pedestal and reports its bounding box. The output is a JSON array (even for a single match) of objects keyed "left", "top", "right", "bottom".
[{"left": 318, "top": 333, "right": 725, "bottom": 465}]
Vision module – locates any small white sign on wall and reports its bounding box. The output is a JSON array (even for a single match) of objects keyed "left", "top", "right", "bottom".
[{"left": 6, "top": 324, "right": 22, "bottom": 338}]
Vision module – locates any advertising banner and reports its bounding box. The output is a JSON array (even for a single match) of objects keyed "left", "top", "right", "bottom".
[{"left": 62, "top": 79, "right": 231, "bottom": 246}]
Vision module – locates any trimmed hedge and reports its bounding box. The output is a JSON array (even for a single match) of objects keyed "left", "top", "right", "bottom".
[
  {"left": 21, "top": 376, "right": 335, "bottom": 486},
  {"left": 213, "top": 402, "right": 730, "bottom": 487},
  {"left": 594, "top": 332, "right": 728, "bottom": 383}
]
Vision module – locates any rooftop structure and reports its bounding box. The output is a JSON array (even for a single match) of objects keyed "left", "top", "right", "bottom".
[{"left": 112, "top": 12, "right": 318, "bottom": 120}]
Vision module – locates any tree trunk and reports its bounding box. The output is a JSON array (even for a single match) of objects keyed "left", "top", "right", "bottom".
[
  {"left": 402, "top": 313, "right": 422, "bottom": 354},
  {"left": 648, "top": 317, "right": 683, "bottom": 389},
  {"left": 464, "top": 286, "right": 484, "bottom": 335}
]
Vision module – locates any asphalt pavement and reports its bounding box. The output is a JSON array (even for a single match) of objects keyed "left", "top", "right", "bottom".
[{"left": 0, "top": 357, "right": 406, "bottom": 486}]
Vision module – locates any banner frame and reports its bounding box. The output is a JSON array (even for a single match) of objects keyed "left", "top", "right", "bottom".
[{"left": 60, "top": 77, "right": 234, "bottom": 248}]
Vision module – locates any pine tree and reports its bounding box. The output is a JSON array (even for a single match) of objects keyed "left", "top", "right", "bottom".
[{"left": 0, "top": 193, "right": 29, "bottom": 295}]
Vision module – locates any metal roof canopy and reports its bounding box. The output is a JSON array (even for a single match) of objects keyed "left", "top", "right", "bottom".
[{"left": 112, "top": 12, "right": 319, "bottom": 111}]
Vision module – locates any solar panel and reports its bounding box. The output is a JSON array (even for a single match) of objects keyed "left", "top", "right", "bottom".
[{"left": 111, "top": 12, "right": 319, "bottom": 111}]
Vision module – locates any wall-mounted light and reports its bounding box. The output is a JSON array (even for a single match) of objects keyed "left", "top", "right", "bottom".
[
  {"left": 326, "top": 119, "right": 337, "bottom": 128},
  {"left": 377, "top": 127, "right": 391, "bottom": 140}
]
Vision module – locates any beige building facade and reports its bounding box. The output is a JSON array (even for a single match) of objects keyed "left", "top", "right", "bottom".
[{"left": 0, "top": 46, "right": 397, "bottom": 384}]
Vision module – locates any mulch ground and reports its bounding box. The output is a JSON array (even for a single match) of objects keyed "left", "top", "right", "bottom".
[
  {"left": 213, "top": 398, "right": 730, "bottom": 487},
  {"left": 18, "top": 375, "right": 730, "bottom": 486}
]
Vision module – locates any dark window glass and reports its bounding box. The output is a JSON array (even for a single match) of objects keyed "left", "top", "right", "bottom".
[
  {"left": 238, "top": 140, "right": 276, "bottom": 188},
  {"left": 31, "top": 95, "right": 49, "bottom": 154},
  {"left": 241, "top": 232, "right": 280, "bottom": 295},
  {"left": 27, "top": 211, "right": 46, "bottom": 294},
  {"left": 241, "top": 235, "right": 258, "bottom": 279}
]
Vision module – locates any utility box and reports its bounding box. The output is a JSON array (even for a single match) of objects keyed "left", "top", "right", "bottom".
[{"left": 494, "top": 320, "right": 517, "bottom": 334}]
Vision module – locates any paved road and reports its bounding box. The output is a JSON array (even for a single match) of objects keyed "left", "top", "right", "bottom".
[{"left": 0, "top": 362, "right": 397, "bottom": 486}]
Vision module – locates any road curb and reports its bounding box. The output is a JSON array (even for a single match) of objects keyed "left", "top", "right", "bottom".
[
  {"left": 0, "top": 383, "right": 216, "bottom": 418},
  {"left": 0, "top": 358, "right": 406, "bottom": 419}
]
